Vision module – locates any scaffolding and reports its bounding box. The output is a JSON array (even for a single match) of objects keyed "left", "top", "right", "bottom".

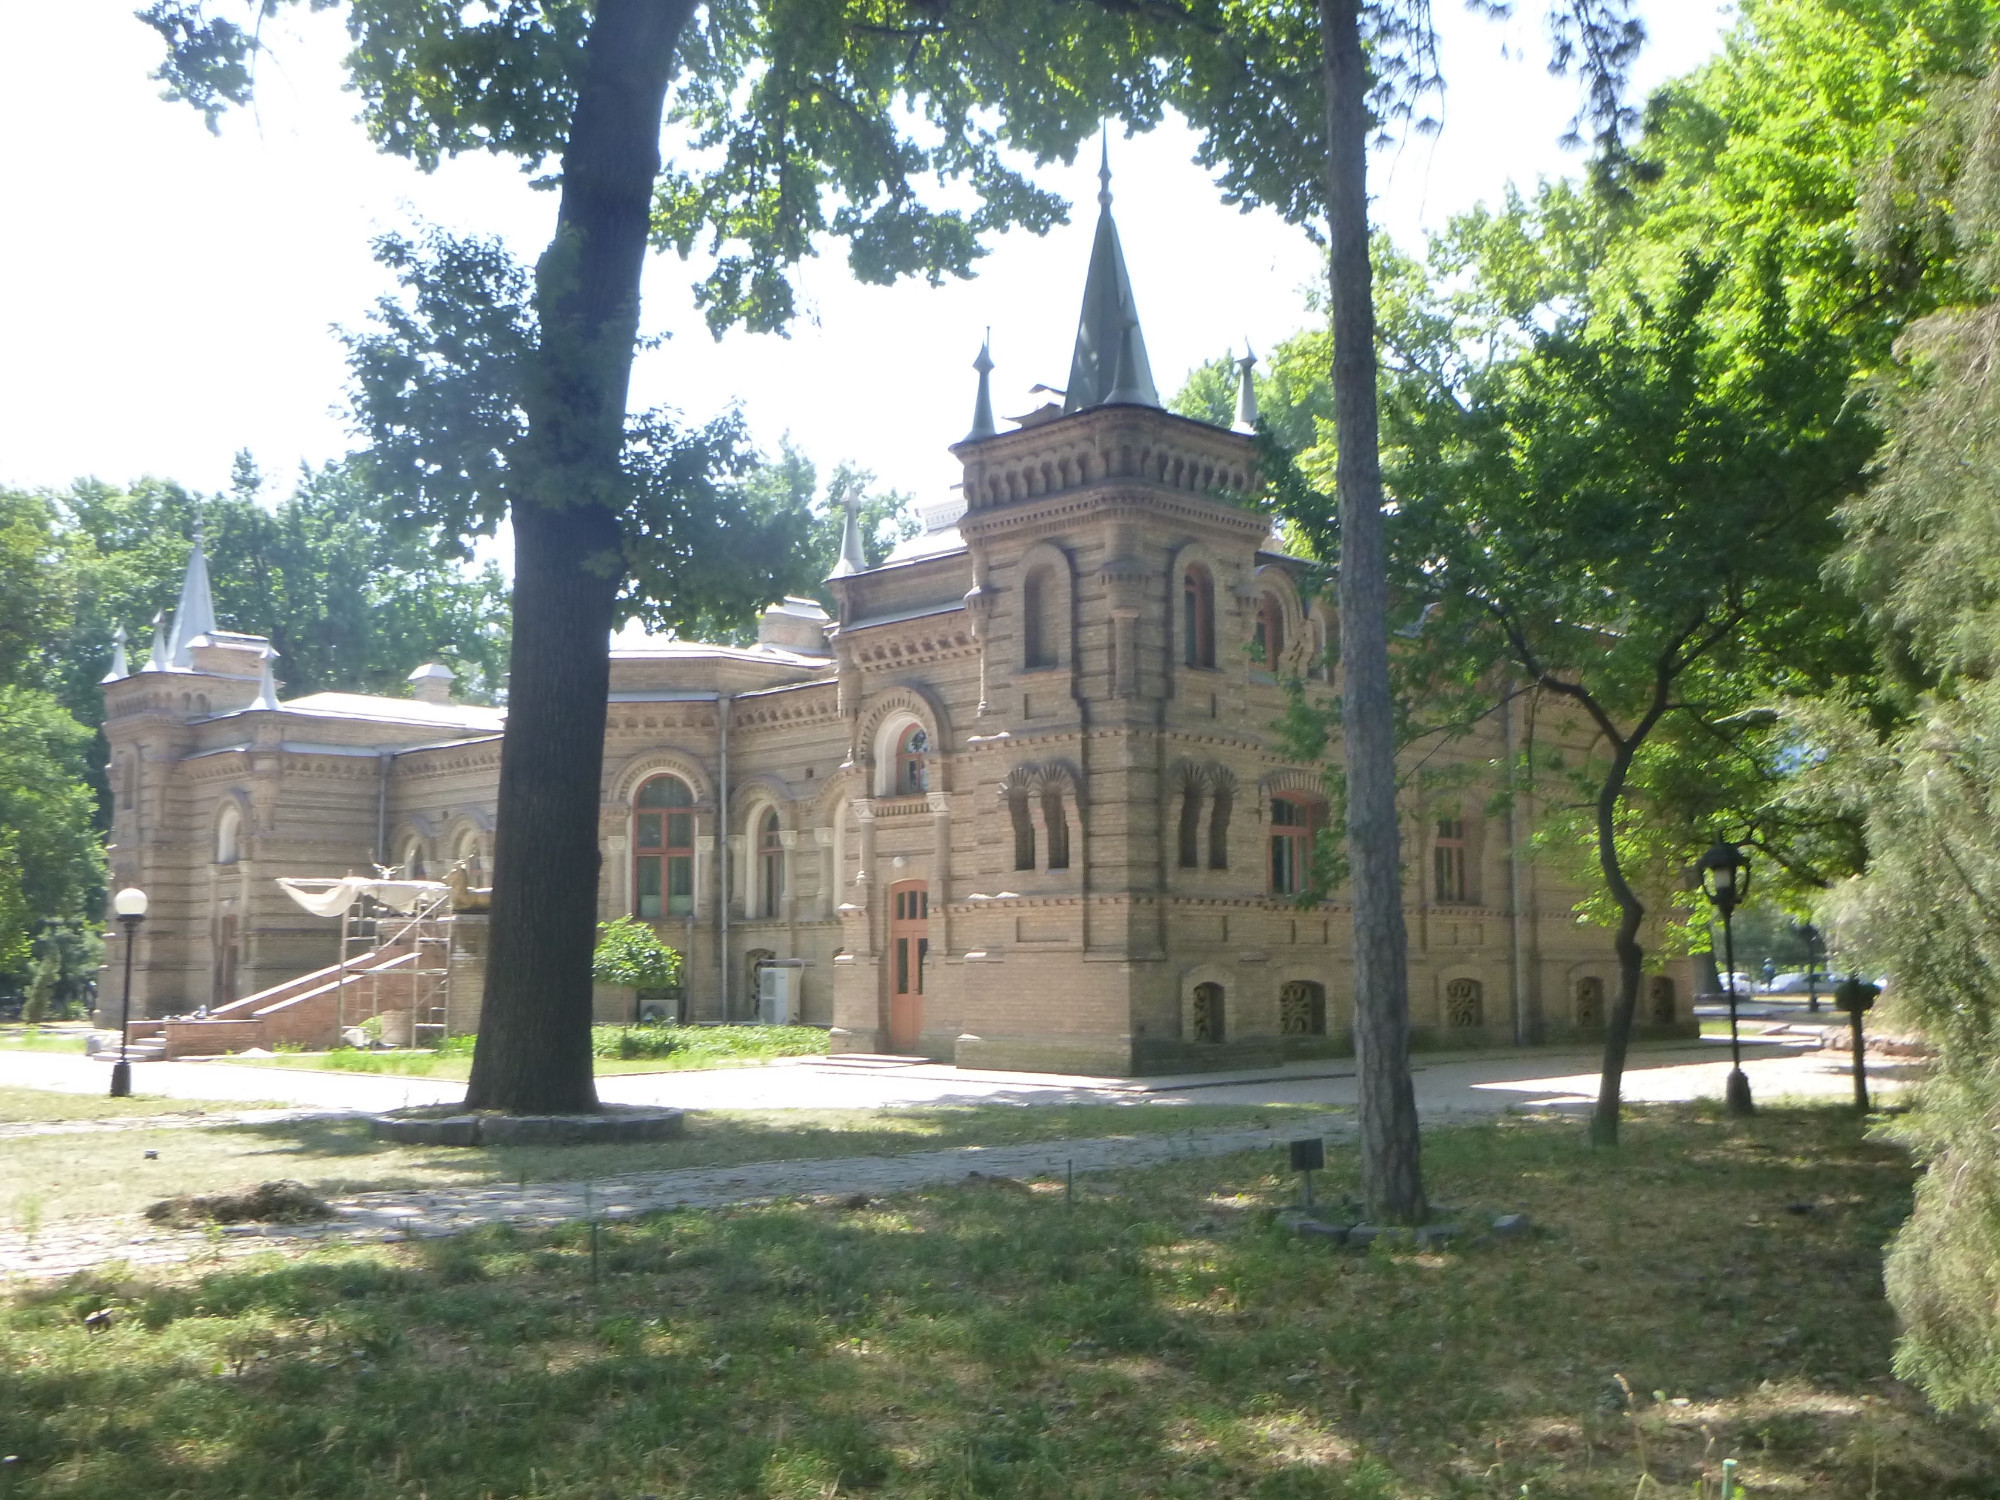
[{"left": 336, "top": 886, "right": 453, "bottom": 1045}]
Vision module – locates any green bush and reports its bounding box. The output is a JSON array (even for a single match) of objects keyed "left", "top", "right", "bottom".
[
  {"left": 586, "top": 1023, "right": 828, "bottom": 1065},
  {"left": 591, "top": 917, "right": 682, "bottom": 991}
]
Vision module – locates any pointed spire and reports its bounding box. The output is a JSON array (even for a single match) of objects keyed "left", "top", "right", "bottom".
[
  {"left": 964, "top": 330, "right": 997, "bottom": 442},
  {"left": 166, "top": 521, "right": 218, "bottom": 668},
  {"left": 1063, "top": 134, "right": 1159, "bottom": 414},
  {"left": 1233, "top": 342, "right": 1260, "bottom": 434},
  {"left": 249, "top": 646, "right": 280, "bottom": 711},
  {"left": 102, "top": 625, "right": 130, "bottom": 684},
  {"left": 829, "top": 488, "right": 867, "bottom": 578},
  {"left": 147, "top": 611, "right": 170, "bottom": 673}
]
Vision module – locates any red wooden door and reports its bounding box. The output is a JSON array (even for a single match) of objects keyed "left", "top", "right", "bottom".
[{"left": 888, "top": 881, "right": 928, "bottom": 1052}]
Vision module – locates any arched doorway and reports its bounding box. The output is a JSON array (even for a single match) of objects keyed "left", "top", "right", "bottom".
[{"left": 888, "top": 880, "right": 929, "bottom": 1053}]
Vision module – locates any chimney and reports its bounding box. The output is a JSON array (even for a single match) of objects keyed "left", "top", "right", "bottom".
[{"left": 408, "top": 662, "right": 456, "bottom": 705}]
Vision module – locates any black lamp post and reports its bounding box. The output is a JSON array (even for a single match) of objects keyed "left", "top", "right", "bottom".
[
  {"left": 1793, "top": 920, "right": 1824, "bottom": 1015},
  {"left": 108, "top": 886, "right": 148, "bottom": 1099},
  {"left": 1698, "top": 840, "right": 1755, "bottom": 1117}
]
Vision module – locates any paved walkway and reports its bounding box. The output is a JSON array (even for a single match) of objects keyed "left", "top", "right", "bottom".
[
  {"left": 0, "top": 1030, "right": 1919, "bottom": 1118},
  {"left": 0, "top": 1112, "right": 1362, "bottom": 1283}
]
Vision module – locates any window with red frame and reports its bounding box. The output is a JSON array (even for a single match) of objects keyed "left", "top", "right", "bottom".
[
  {"left": 634, "top": 774, "right": 695, "bottom": 918},
  {"left": 1269, "top": 794, "right": 1316, "bottom": 895},
  {"left": 1433, "top": 817, "right": 1468, "bottom": 903},
  {"left": 1253, "top": 594, "right": 1285, "bottom": 667}
]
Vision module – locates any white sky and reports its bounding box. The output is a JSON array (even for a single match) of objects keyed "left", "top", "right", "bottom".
[{"left": 0, "top": 2, "right": 1735, "bottom": 516}]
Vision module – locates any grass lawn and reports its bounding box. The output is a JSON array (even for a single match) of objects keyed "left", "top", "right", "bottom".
[
  {"left": 0, "top": 1087, "right": 282, "bottom": 1125},
  {"left": 218, "top": 1023, "right": 832, "bottom": 1079},
  {"left": 0, "top": 1026, "right": 92, "bottom": 1054},
  {"left": 3, "top": 1104, "right": 1986, "bottom": 1499},
  {"left": 3, "top": 1102, "right": 1324, "bottom": 1227}
]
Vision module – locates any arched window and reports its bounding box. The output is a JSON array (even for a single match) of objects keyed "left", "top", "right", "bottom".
[
  {"left": 1042, "top": 788, "right": 1070, "bottom": 870},
  {"left": 1269, "top": 794, "right": 1316, "bottom": 895},
  {"left": 455, "top": 830, "right": 485, "bottom": 885},
  {"left": 1192, "top": 982, "right": 1226, "bottom": 1043},
  {"left": 1433, "top": 817, "right": 1468, "bottom": 902},
  {"left": 635, "top": 774, "right": 695, "bottom": 919},
  {"left": 1009, "top": 788, "right": 1036, "bottom": 871},
  {"left": 1182, "top": 565, "right": 1215, "bottom": 668},
  {"left": 215, "top": 804, "right": 240, "bottom": 866},
  {"left": 757, "top": 809, "right": 784, "bottom": 918},
  {"left": 1022, "top": 566, "right": 1059, "bottom": 669},
  {"left": 402, "top": 840, "right": 428, "bottom": 880},
  {"left": 1177, "top": 783, "right": 1202, "bottom": 869},
  {"left": 1253, "top": 594, "right": 1285, "bottom": 666},
  {"left": 896, "top": 724, "right": 929, "bottom": 795},
  {"left": 1208, "top": 780, "right": 1232, "bottom": 871}
]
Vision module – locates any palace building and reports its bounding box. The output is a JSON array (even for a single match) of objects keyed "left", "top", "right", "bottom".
[{"left": 99, "top": 168, "right": 1691, "bottom": 1073}]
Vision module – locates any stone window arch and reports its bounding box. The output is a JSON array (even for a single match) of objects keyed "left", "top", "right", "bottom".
[
  {"left": 1207, "top": 769, "right": 1234, "bottom": 871},
  {"left": 1177, "top": 775, "right": 1203, "bottom": 869},
  {"left": 1042, "top": 783, "right": 1070, "bottom": 869},
  {"left": 1279, "top": 979, "right": 1326, "bottom": 1036},
  {"left": 1444, "top": 976, "right": 1484, "bottom": 1028},
  {"left": 401, "top": 837, "right": 429, "bottom": 880},
  {"left": 635, "top": 773, "right": 696, "bottom": 919},
  {"left": 868, "top": 701, "right": 942, "bottom": 797},
  {"left": 1433, "top": 815, "right": 1469, "bottom": 902},
  {"left": 1309, "top": 600, "right": 1338, "bottom": 683},
  {"left": 452, "top": 825, "right": 487, "bottom": 884},
  {"left": 214, "top": 802, "right": 241, "bottom": 866}
]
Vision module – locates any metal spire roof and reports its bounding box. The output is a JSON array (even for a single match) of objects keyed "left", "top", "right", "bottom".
[
  {"left": 249, "top": 646, "right": 281, "bottom": 711},
  {"left": 1062, "top": 138, "right": 1159, "bottom": 414},
  {"left": 147, "top": 611, "right": 170, "bottom": 673},
  {"left": 166, "top": 522, "right": 218, "bottom": 668},
  {"left": 828, "top": 487, "right": 868, "bottom": 578},
  {"left": 102, "top": 625, "right": 129, "bottom": 684},
  {"left": 964, "top": 331, "right": 997, "bottom": 441}
]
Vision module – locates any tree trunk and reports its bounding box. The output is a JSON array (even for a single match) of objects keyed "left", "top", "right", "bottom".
[
  {"left": 1589, "top": 741, "right": 1646, "bottom": 1147},
  {"left": 1319, "top": 0, "right": 1426, "bottom": 1223},
  {"left": 465, "top": 0, "right": 699, "bottom": 1114}
]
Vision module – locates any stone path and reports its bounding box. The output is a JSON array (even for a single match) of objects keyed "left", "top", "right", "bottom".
[{"left": 0, "top": 1112, "right": 1363, "bottom": 1284}]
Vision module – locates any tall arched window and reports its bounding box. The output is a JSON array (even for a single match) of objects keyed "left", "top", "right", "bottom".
[
  {"left": 402, "top": 840, "right": 428, "bottom": 879},
  {"left": 1042, "top": 788, "right": 1070, "bottom": 870},
  {"left": 1177, "top": 782, "right": 1203, "bottom": 869},
  {"left": 1253, "top": 594, "right": 1285, "bottom": 666},
  {"left": 215, "top": 804, "right": 240, "bottom": 866},
  {"left": 1022, "top": 565, "right": 1059, "bottom": 669},
  {"left": 635, "top": 774, "right": 695, "bottom": 919},
  {"left": 1269, "top": 794, "right": 1316, "bottom": 895},
  {"left": 757, "top": 808, "right": 784, "bottom": 917},
  {"left": 1009, "top": 787, "right": 1036, "bottom": 871},
  {"left": 896, "top": 724, "right": 929, "bottom": 795},
  {"left": 1182, "top": 565, "right": 1215, "bottom": 668}
]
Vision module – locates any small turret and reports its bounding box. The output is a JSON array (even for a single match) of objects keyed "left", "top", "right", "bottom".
[
  {"left": 1062, "top": 138, "right": 1159, "bottom": 413},
  {"left": 249, "top": 648, "right": 281, "bottom": 711},
  {"left": 1233, "top": 343, "right": 1260, "bottom": 434},
  {"left": 166, "top": 523, "right": 218, "bottom": 668},
  {"left": 408, "top": 662, "right": 456, "bottom": 704},
  {"left": 828, "top": 489, "right": 867, "bottom": 579}
]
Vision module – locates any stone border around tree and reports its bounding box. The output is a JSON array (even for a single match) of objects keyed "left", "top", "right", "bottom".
[{"left": 370, "top": 1104, "right": 685, "bottom": 1147}]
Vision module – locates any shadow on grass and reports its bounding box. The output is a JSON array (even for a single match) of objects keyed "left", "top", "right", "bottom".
[{"left": 3, "top": 1105, "right": 1990, "bottom": 1499}]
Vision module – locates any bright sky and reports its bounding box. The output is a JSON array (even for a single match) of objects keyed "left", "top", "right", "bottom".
[{"left": 0, "top": 2, "right": 1735, "bottom": 518}]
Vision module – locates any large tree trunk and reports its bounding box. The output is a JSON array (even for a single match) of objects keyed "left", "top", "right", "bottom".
[
  {"left": 1319, "top": 0, "right": 1426, "bottom": 1223},
  {"left": 1590, "top": 741, "right": 1646, "bottom": 1147},
  {"left": 466, "top": 0, "right": 699, "bottom": 1114}
]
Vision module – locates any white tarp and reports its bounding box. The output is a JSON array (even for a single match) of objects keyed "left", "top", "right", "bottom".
[{"left": 277, "top": 877, "right": 449, "bottom": 919}]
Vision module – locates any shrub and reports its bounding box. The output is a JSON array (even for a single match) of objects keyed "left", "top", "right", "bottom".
[{"left": 591, "top": 917, "right": 682, "bottom": 992}]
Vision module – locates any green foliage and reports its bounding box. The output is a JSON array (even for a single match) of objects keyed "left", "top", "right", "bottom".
[
  {"left": 344, "top": 226, "right": 821, "bottom": 633},
  {"left": 583, "top": 1023, "right": 826, "bottom": 1065},
  {"left": 0, "top": 689, "right": 105, "bottom": 977},
  {"left": 1808, "top": 47, "right": 2000, "bottom": 1422},
  {"left": 589, "top": 917, "right": 683, "bottom": 992}
]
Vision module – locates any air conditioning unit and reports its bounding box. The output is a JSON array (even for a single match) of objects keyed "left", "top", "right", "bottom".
[{"left": 757, "top": 964, "right": 800, "bottom": 1025}]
